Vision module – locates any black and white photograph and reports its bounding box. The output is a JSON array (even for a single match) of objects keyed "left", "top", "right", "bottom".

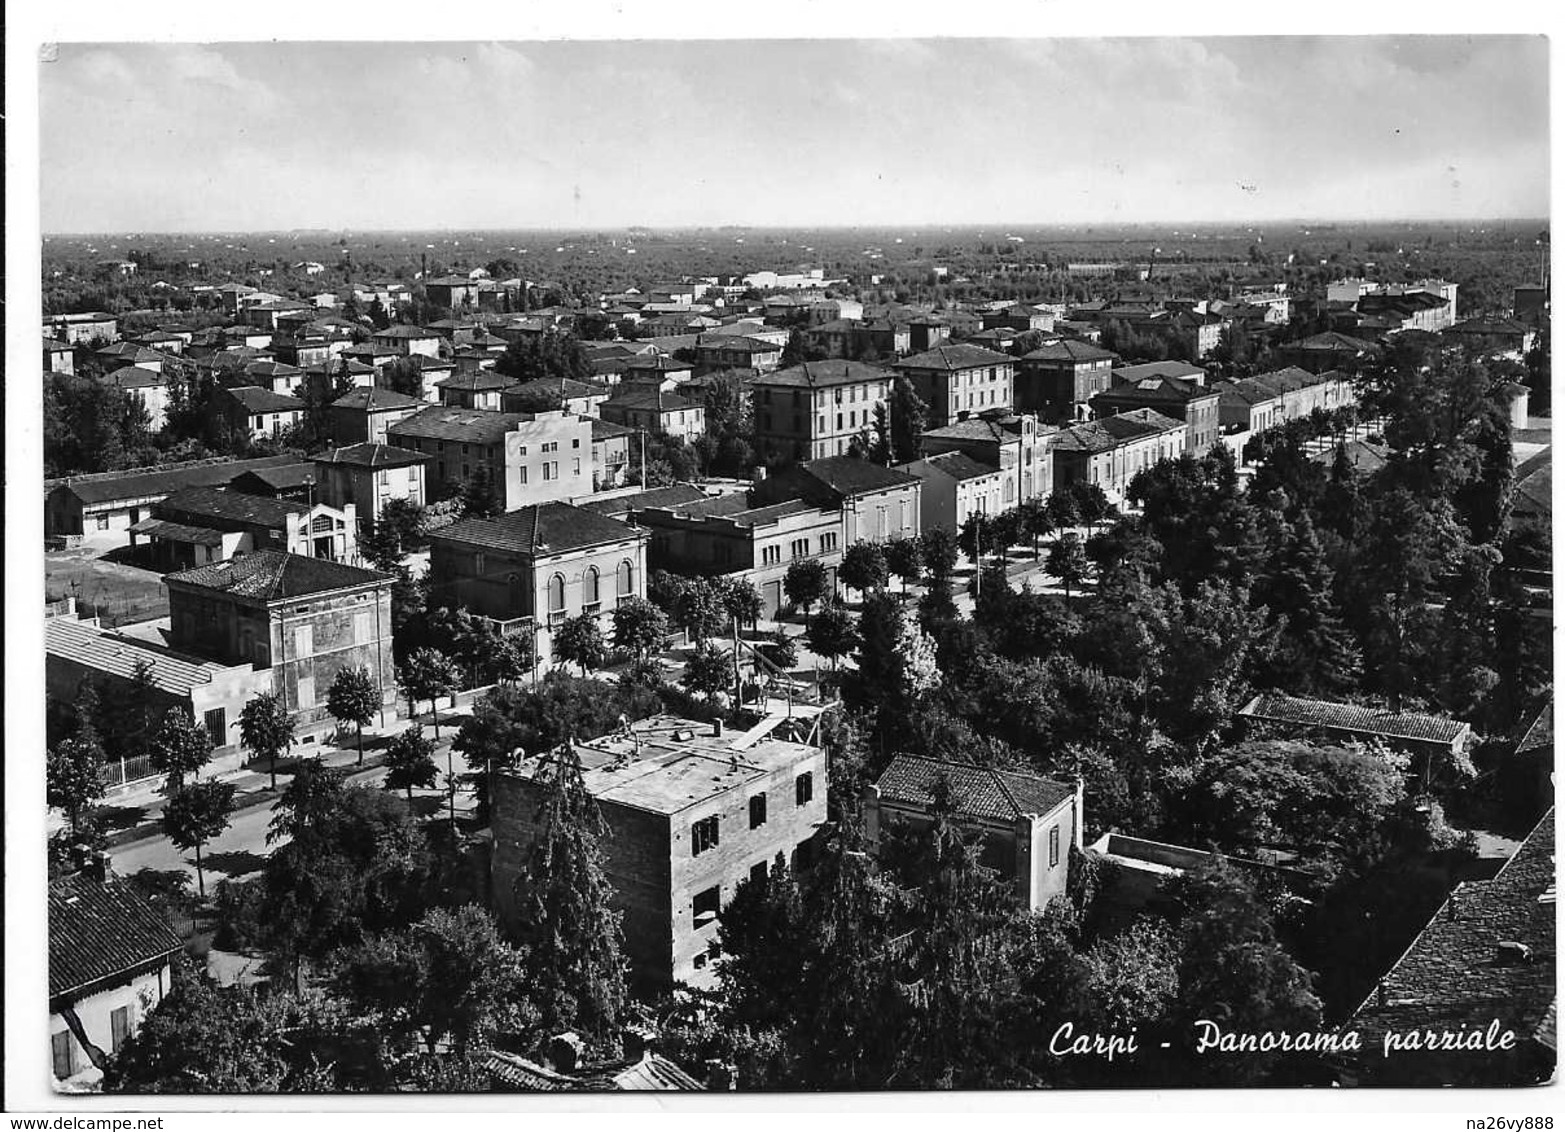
[{"left": 8, "top": 9, "right": 1557, "bottom": 1112}]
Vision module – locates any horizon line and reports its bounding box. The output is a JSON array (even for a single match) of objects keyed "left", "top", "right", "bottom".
[{"left": 42, "top": 216, "right": 1553, "bottom": 239}]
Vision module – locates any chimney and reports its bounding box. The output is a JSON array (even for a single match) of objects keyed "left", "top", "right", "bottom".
[
  {"left": 546, "top": 1031, "right": 586, "bottom": 1074},
  {"left": 1447, "top": 894, "right": 1460, "bottom": 921},
  {"left": 712, "top": 719, "right": 725, "bottom": 739},
  {"left": 79, "top": 849, "right": 108, "bottom": 882},
  {"left": 1376, "top": 981, "right": 1388, "bottom": 1009}
]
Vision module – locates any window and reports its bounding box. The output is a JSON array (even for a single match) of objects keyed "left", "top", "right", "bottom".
[
  {"left": 572, "top": 437, "right": 581, "bottom": 448},
  {"left": 795, "top": 771, "right": 814, "bottom": 807},
  {"left": 1049, "top": 825, "right": 1061, "bottom": 868},
  {"left": 617, "top": 559, "right": 634, "bottom": 598},
  {"left": 518, "top": 445, "right": 527, "bottom": 456},
  {"left": 749, "top": 793, "right": 768, "bottom": 829},
  {"left": 836, "top": 413, "right": 843, "bottom": 430},
  {"left": 790, "top": 538, "right": 809, "bottom": 560},
  {"left": 203, "top": 708, "right": 226, "bottom": 749},
  {"left": 474, "top": 552, "right": 486, "bottom": 576},
  {"left": 691, "top": 815, "right": 720, "bottom": 856},
  {"left": 573, "top": 457, "right": 582, "bottom": 476},
  {"left": 820, "top": 532, "right": 837, "bottom": 552},
  {"left": 51, "top": 1030, "right": 74, "bottom": 1079},
  {"left": 583, "top": 566, "right": 601, "bottom": 611},
  {"left": 519, "top": 466, "right": 528, "bottom": 485},
  {"left": 762, "top": 545, "right": 780, "bottom": 566},
  {"left": 96, "top": 514, "right": 110, "bottom": 531},
  {"left": 379, "top": 469, "right": 391, "bottom": 486},
  {"left": 693, "top": 884, "right": 721, "bottom": 929},
  {"left": 547, "top": 573, "right": 566, "bottom": 624},
  {"left": 111, "top": 1005, "right": 132, "bottom": 1054}
]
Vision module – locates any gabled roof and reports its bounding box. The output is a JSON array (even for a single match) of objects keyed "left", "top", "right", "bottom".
[
  {"left": 875, "top": 754, "right": 1075, "bottom": 824},
  {"left": 316, "top": 443, "right": 427, "bottom": 470},
  {"left": 894, "top": 343, "right": 1014, "bottom": 371},
  {"left": 332, "top": 386, "right": 423, "bottom": 412},
  {"left": 1052, "top": 410, "right": 1183, "bottom": 453},
  {"left": 696, "top": 336, "right": 782, "bottom": 354},
  {"left": 167, "top": 549, "right": 389, "bottom": 601},
  {"left": 603, "top": 388, "right": 701, "bottom": 414},
  {"left": 431, "top": 502, "right": 641, "bottom": 557},
  {"left": 243, "top": 360, "right": 303, "bottom": 378},
  {"left": 482, "top": 1050, "right": 703, "bottom": 1092},
  {"left": 220, "top": 386, "right": 306, "bottom": 414},
  {"left": 46, "top": 616, "right": 239, "bottom": 695},
  {"left": 1291, "top": 331, "right": 1382, "bottom": 354},
  {"left": 229, "top": 462, "right": 319, "bottom": 493},
  {"left": 624, "top": 354, "right": 693, "bottom": 372},
  {"left": 50, "top": 872, "right": 186, "bottom": 1000},
  {"left": 1239, "top": 692, "right": 1469, "bottom": 745},
  {"left": 752, "top": 360, "right": 893, "bottom": 389}
]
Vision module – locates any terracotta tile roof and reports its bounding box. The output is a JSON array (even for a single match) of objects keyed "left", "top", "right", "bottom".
[
  {"left": 1238, "top": 692, "right": 1470, "bottom": 746},
  {"left": 167, "top": 549, "right": 389, "bottom": 601},
  {"left": 1096, "top": 374, "right": 1215, "bottom": 407},
  {"left": 900, "top": 451, "right": 1002, "bottom": 483},
  {"left": 373, "top": 324, "right": 438, "bottom": 339},
  {"left": 102, "top": 366, "right": 165, "bottom": 390},
  {"left": 158, "top": 485, "right": 307, "bottom": 527},
  {"left": 439, "top": 371, "right": 513, "bottom": 393},
  {"left": 332, "top": 386, "right": 423, "bottom": 412},
  {"left": 46, "top": 616, "right": 238, "bottom": 696},
  {"left": 230, "top": 462, "right": 319, "bottom": 493},
  {"left": 482, "top": 1050, "right": 702, "bottom": 1092},
  {"left": 894, "top": 343, "right": 1014, "bottom": 371},
  {"left": 50, "top": 872, "right": 185, "bottom": 1000},
  {"left": 48, "top": 455, "right": 302, "bottom": 507},
  {"left": 603, "top": 388, "right": 701, "bottom": 413},
  {"left": 579, "top": 484, "right": 708, "bottom": 517},
  {"left": 1292, "top": 331, "right": 1382, "bottom": 354},
  {"left": 752, "top": 360, "right": 893, "bottom": 389},
  {"left": 316, "top": 443, "right": 427, "bottom": 469},
  {"left": 220, "top": 386, "right": 306, "bottom": 414},
  {"left": 875, "top": 754, "right": 1075, "bottom": 823},
  {"left": 1110, "top": 360, "right": 1207, "bottom": 383},
  {"left": 431, "top": 502, "right": 640, "bottom": 557},
  {"left": 1343, "top": 809, "right": 1556, "bottom": 1074},
  {"left": 127, "top": 517, "right": 228, "bottom": 546},
  {"left": 783, "top": 455, "right": 921, "bottom": 499},
  {"left": 389, "top": 405, "right": 531, "bottom": 444},
  {"left": 1051, "top": 410, "right": 1184, "bottom": 453}
]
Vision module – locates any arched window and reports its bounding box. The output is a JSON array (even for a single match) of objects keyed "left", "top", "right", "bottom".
[
  {"left": 584, "top": 566, "right": 601, "bottom": 610},
  {"left": 617, "top": 559, "right": 634, "bottom": 600},
  {"left": 547, "top": 573, "right": 566, "bottom": 621}
]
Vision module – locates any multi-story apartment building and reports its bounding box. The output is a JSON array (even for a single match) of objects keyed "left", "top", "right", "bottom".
[
  {"left": 388, "top": 406, "right": 593, "bottom": 510},
  {"left": 751, "top": 360, "right": 895, "bottom": 464},
  {"left": 892, "top": 343, "right": 1015, "bottom": 427},
  {"left": 491, "top": 713, "right": 828, "bottom": 991},
  {"left": 1015, "top": 340, "right": 1120, "bottom": 424},
  {"left": 165, "top": 551, "right": 397, "bottom": 742}
]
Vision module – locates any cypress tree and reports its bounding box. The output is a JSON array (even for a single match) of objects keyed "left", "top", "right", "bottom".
[{"left": 513, "top": 743, "right": 627, "bottom": 1044}]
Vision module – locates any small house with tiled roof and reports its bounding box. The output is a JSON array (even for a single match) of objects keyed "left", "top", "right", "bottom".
[
  {"left": 44, "top": 335, "right": 76, "bottom": 374},
  {"left": 165, "top": 550, "right": 396, "bottom": 739},
  {"left": 500, "top": 376, "right": 611, "bottom": 419},
  {"left": 330, "top": 384, "right": 423, "bottom": 444},
  {"left": 426, "top": 502, "right": 646, "bottom": 662},
  {"left": 600, "top": 387, "right": 706, "bottom": 444},
  {"left": 370, "top": 323, "right": 443, "bottom": 359},
  {"left": 694, "top": 335, "right": 785, "bottom": 376},
  {"left": 864, "top": 754, "right": 1083, "bottom": 911},
  {"left": 214, "top": 385, "right": 306, "bottom": 441},
  {"left": 892, "top": 343, "right": 1016, "bottom": 427},
  {"left": 99, "top": 365, "right": 171, "bottom": 431},
  {"left": 49, "top": 869, "right": 187, "bottom": 1089}
]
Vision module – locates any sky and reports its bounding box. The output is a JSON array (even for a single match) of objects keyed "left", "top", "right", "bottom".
[{"left": 37, "top": 36, "right": 1551, "bottom": 232}]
